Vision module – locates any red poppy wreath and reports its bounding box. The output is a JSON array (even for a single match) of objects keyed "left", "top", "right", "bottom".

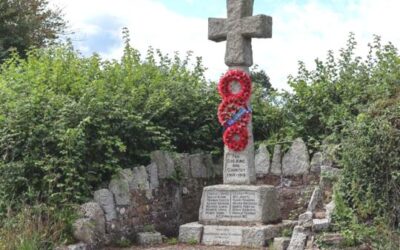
[
  {"left": 218, "top": 69, "right": 251, "bottom": 101},
  {"left": 217, "top": 96, "right": 251, "bottom": 127},
  {"left": 223, "top": 124, "right": 249, "bottom": 152}
]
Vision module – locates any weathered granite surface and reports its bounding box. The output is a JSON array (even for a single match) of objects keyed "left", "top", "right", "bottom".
[
  {"left": 287, "top": 225, "right": 308, "bottom": 250},
  {"left": 93, "top": 189, "right": 116, "bottom": 222},
  {"left": 271, "top": 144, "right": 282, "bottom": 175},
  {"left": 202, "top": 225, "right": 268, "bottom": 247},
  {"left": 208, "top": 0, "right": 272, "bottom": 66},
  {"left": 199, "top": 184, "right": 281, "bottom": 225},
  {"left": 137, "top": 232, "right": 162, "bottom": 246},
  {"left": 282, "top": 138, "right": 310, "bottom": 176},
  {"left": 273, "top": 237, "right": 291, "bottom": 250},
  {"left": 255, "top": 144, "right": 270, "bottom": 176},
  {"left": 178, "top": 222, "right": 203, "bottom": 243}
]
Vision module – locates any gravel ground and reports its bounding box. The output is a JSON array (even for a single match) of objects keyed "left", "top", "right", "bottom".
[{"left": 105, "top": 243, "right": 268, "bottom": 250}]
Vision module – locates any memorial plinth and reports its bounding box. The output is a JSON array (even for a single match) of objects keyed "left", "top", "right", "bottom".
[{"left": 199, "top": 185, "right": 280, "bottom": 225}]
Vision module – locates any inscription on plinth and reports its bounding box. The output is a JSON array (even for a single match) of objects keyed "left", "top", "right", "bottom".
[
  {"left": 224, "top": 152, "right": 253, "bottom": 184},
  {"left": 202, "top": 225, "right": 242, "bottom": 246},
  {"left": 199, "top": 185, "right": 281, "bottom": 225},
  {"left": 204, "top": 190, "right": 257, "bottom": 219}
]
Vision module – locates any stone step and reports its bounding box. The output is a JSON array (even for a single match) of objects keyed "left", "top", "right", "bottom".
[{"left": 179, "top": 220, "right": 297, "bottom": 248}]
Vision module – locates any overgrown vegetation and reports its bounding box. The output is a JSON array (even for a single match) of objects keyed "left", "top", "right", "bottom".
[
  {"left": 0, "top": 26, "right": 398, "bottom": 248},
  {"left": 285, "top": 34, "right": 400, "bottom": 248}
]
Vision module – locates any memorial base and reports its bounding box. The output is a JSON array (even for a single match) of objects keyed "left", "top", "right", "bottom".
[
  {"left": 199, "top": 184, "right": 281, "bottom": 225},
  {"left": 179, "top": 220, "right": 297, "bottom": 247}
]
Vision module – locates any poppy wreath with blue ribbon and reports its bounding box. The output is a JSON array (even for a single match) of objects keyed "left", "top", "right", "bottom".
[
  {"left": 223, "top": 124, "right": 249, "bottom": 152},
  {"left": 218, "top": 69, "right": 251, "bottom": 101},
  {"left": 217, "top": 69, "right": 252, "bottom": 152},
  {"left": 217, "top": 96, "right": 251, "bottom": 127}
]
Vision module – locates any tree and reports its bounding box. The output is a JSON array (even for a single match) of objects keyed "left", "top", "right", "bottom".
[{"left": 0, "top": 0, "right": 66, "bottom": 63}]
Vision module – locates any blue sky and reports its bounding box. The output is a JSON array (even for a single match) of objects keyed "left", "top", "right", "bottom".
[{"left": 50, "top": 0, "right": 400, "bottom": 90}]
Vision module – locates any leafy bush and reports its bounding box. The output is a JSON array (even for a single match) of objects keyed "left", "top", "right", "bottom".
[
  {"left": 282, "top": 33, "right": 400, "bottom": 144},
  {"left": 0, "top": 30, "right": 220, "bottom": 215}
]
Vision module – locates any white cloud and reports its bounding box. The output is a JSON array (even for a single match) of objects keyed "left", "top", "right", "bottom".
[{"left": 49, "top": 0, "right": 400, "bottom": 90}]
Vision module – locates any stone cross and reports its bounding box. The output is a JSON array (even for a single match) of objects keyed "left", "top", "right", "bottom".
[
  {"left": 208, "top": 0, "right": 272, "bottom": 67},
  {"left": 208, "top": 0, "right": 272, "bottom": 184}
]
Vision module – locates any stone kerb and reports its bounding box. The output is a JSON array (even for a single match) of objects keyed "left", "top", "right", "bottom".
[{"left": 199, "top": 185, "right": 281, "bottom": 225}]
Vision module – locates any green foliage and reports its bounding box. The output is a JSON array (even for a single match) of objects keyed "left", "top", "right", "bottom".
[
  {"left": 280, "top": 33, "right": 400, "bottom": 247},
  {"left": 283, "top": 33, "right": 400, "bottom": 144},
  {"left": 142, "top": 224, "right": 156, "bottom": 233},
  {"left": 336, "top": 94, "right": 400, "bottom": 226},
  {"left": 0, "top": 0, "right": 66, "bottom": 63},
  {"left": 115, "top": 238, "right": 132, "bottom": 247},
  {"left": 0, "top": 30, "right": 219, "bottom": 215},
  {"left": 0, "top": 204, "right": 77, "bottom": 250},
  {"left": 166, "top": 237, "right": 178, "bottom": 245},
  {"left": 187, "top": 238, "right": 198, "bottom": 245}
]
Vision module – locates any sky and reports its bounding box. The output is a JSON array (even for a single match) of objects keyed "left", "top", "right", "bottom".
[{"left": 49, "top": 0, "right": 400, "bottom": 90}]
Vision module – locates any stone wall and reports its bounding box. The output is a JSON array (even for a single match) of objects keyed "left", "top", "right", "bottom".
[
  {"left": 254, "top": 138, "right": 325, "bottom": 220},
  {"left": 72, "top": 138, "right": 330, "bottom": 247},
  {"left": 73, "top": 151, "right": 223, "bottom": 246}
]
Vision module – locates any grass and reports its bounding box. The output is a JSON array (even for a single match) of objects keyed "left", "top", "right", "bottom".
[{"left": 0, "top": 204, "right": 78, "bottom": 250}]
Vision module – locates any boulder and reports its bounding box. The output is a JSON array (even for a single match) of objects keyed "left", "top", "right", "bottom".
[
  {"left": 255, "top": 144, "right": 270, "bottom": 176},
  {"left": 282, "top": 138, "right": 310, "bottom": 176},
  {"left": 287, "top": 225, "right": 308, "bottom": 250},
  {"left": 94, "top": 189, "right": 117, "bottom": 222},
  {"left": 150, "top": 150, "right": 175, "bottom": 179},
  {"left": 271, "top": 144, "right": 282, "bottom": 175}
]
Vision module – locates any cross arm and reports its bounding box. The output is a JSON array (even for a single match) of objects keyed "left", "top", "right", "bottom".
[
  {"left": 208, "top": 18, "right": 228, "bottom": 42},
  {"left": 241, "top": 15, "right": 272, "bottom": 38}
]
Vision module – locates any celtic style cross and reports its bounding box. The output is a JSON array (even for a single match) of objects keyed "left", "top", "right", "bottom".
[
  {"left": 209, "top": 0, "right": 272, "bottom": 184},
  {"left": 208, "top": 0, "right": 272, "bottom": 67}
]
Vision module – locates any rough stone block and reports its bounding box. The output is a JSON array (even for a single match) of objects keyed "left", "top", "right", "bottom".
[
  {"left": 199, "top": 185, "right": 281, "bottom": 225},
  {"left": 73, "top": 218, "right": 99, "bottom": 244},
  {"left": 310, "top": 152, "right": 323, "bottom": 174},
  {"left": 299, "top": 211, "right": 313, "bottom": 228},
  {"left": 242, "top": 226, "right": 269, "bottom": 247},
  {"left": 109, "top": 178, "right": 130, "bottom": 206},
  {"left": 173, "top": 153, "right": 191, "bottom": 178},
  {"left": 79, "top": 202, "right": 105, "bottom": 238},
  {"left": 282, "top": 138, "right": 310, "bottom": 176},
  {"left": 307, "top": 187, "right": 322, "bottom": 212},
  {"left": 313, "top": 218, "right": 330, "bottom": 232},
  {"left": 273, "top": 237, "right": 291, "bottom": 250},
  {"left": 271, "top": 144, "right": 282, "bottom": 175},
  {"left": 150, "top": 150, "right": 175, "bottom": 179},
  {"left": 325, "top": 200, "right": 335, "bottom": 222},
  {"left": 189, "top": 153, "right": 208, "bottom": 178},
  {"left": 287, "top": 225, "right": 308, "bottom": 250},
  {"left": 132, "top": 166, "right": 150, "bottom": 190},
  {"left": 137, "top": 232, "right": 162, "bottom": 246},
  {"left": 255, "top": 144, "right": 270, "bottom": 176},
  {"left": 146, "top": 162, "right": 159, "bottom": 190},
  {"left": 178, "top": 222, "right": 203, "bottom": 243},
  {"left": 202, "top": 225, "right": 269, "bottom": 247},
  {"left": 93, "top": 189, "right": 116, "bottom": 222}
]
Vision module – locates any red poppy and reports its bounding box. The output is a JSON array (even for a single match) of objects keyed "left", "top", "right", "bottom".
[
  {"left": 218, "top": 69, "right": 251, "bottom": 102},
  {"left": 223, "top": 124, "right": 249, "bottom": 152},
  {"left": 217, "top": 96, "right": 251, "bottom": 126}
]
